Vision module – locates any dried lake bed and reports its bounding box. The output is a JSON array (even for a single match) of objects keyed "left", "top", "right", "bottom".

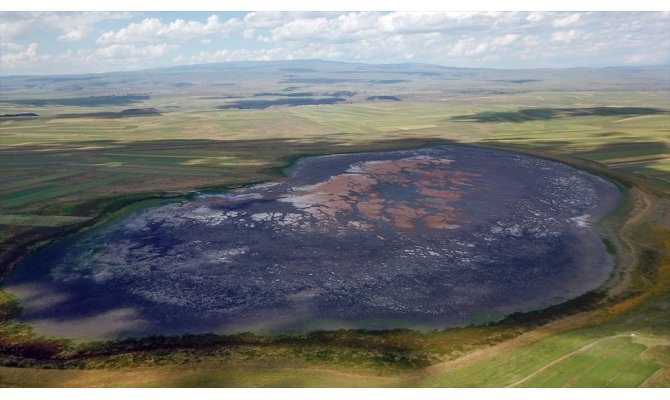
[{"left": 2, "top": 146, "right": 621, "bottom": 339}]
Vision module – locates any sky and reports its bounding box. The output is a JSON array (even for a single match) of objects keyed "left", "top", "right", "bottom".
[{"left": 1, "top": 11, "right": 669, "bottom": 76}]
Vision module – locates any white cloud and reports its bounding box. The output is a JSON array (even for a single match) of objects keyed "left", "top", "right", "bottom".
[
  {"left": 242, "top": 12, "right": 287, "bottom": 29},
  {"left": 58, "top": 29, "right": 85, "bottom": 42},
  {"left": 1, "top": 11, "right": 669, "bottom": 75},
  {"left": 491, "top": 34, "right": 519, "bottom": 47},
  {"left": 526, "top": 12, "right": 546, "bottom": 23},
  {"left": 185, "top": 47, "right": 300, "bottom": 64},
  {"left": 522, "top": 35, "right": 540, "bottom": 47},
  {"left": 242, "top": 29, "right": 256, "bottom": 39},
  {"left": 0, "top": 12, "right": 133, "bottom": 41},
  {"left": 0, "top": 42, "right": 48, "bottom": 66},
  {"left": 264, "top": 12, "right": 522, "bottom": 43},
  {"left": 0, "top": 41, "right": 25, "bottom": 51},
  {"left": 172, "top": 55, "right": 187, "bottom": 64},
  {"left": 93, "top": 43, "right": 173, "bottom": 59},
  {"left": 240, "top": 11, "right": 339, "bottom": 30},
  {"left": 379, "top": 12, "right": 483, "bottom": 33},
  {"left": 625, "top": 54, "right": 646, "bottom": 64},
  {"left": 270, "top": 17, "right": 333, "bottom": 41},
  {"left": 551, "top": 29, "right": 583, "bottom": 43},
  {"left": 469, "top": 42, "right": 489, "bottom": 56},
  {"left": 449, "top": 37, "right": 474, "bottom": 57},
  {"left": 97, "top": 15, "right": 234, "bottom": 44},
  {"left": 448, "top": 34, "right": 519, "bottom": 58},
  {"left": 552, "top": 13, "right": 581, "bottom": 28},
  {"left": 0, "top": 12, "right": 35, "bottom": 39},
  {"left": 179, "top": 43, "right": 353, "bottom": 65},
  {"left": 265, "top": 14, "right": 376, "bottom": 43}
]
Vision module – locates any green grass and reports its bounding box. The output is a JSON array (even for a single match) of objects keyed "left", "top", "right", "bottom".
[
  {"left": 577, "top": 147, "right": 667, "bottom": 161},
  {"left": 607, "top": 358, "right": 663, "bottom": 387},
  {"left": 0, "top": 170, "right": 84, "bottom": 191},
  {"left": 0, "top": 214, "right": 90, "bottom": 227},
  {"left": 418, "top": 332, "right": 600, "bottom": 387},
  {"left": 520, "top": 337, "right": 653, "bottom": 387},
  {"left": 0, "top": 174, "right": 128, "bottom": 209},
  {"left": 414, "top": 332, "right": 665, "bottom": 388}
]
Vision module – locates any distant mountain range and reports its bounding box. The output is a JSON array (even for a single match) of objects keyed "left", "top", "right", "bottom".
[{"left": 1, "top": 59, "right": 668, "bottom": 98}]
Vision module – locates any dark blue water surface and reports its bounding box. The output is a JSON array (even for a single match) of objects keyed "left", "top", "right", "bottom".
[{"left": 3, "top": 146, "right": 620, "bottom": 339}]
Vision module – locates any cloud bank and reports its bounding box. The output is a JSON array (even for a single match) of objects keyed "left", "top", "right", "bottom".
[{"left": 1, "top": 11, "right": 668, "bottom": 75}]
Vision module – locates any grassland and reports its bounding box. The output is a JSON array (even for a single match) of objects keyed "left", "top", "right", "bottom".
[
  {"left": 0, "top": 69, "right": 669, "bottom": 388},
  {"left": 1, "top": 91, "right": 668, "bottom": 209}
]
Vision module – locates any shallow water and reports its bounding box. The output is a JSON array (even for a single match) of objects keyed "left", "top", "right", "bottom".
[{"left": 3, "top": 146, "right": 620, "bottom": 338}]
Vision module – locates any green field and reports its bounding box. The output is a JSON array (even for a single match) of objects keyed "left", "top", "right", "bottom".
[
  {"left": 417, "top": 332, "right": 665, "bottom": 388},
  {"left": 1, "top": 92, "right": 668, "bottom": 215},
  {"left": 520, "top": 337, "right": 656, "bottom": 388},
  {"left": 0, "top": 214, "right": 90, "bottom": 227}
]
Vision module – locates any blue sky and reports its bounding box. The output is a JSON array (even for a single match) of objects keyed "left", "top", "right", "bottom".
[{"left": 1, "top": 11, "right": 669, "bottom": 75}]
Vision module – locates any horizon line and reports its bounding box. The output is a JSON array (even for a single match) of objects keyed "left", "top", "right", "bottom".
[{"left": 2, "top": 58, "right": 669, "bottom": 78}]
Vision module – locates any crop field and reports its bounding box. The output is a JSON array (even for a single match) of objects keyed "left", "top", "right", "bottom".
[
  {"left": 518, "top": 337, "right": 656, "bottom": 388},
  {"left": 419, "top": 332, "right": 666, "bottom": 388},
  {"left": 1, "top": 91, "right": 668, "bottom": 215},
  {"left": 0, "top": 61, "right": 669, "bottom": 387}
]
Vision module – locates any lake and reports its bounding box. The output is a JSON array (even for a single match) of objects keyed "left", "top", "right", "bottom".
[{"left": 2, "top": 145, "right": 620, "bottom": 339}]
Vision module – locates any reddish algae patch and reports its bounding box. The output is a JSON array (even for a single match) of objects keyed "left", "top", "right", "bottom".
[{"left": 282, "top": 156, "right": 476, "bottom": 230}]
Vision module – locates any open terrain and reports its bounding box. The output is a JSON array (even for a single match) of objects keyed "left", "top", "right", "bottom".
[{"left": 0, "top": 60, "right": 669, "bottom": 387}]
